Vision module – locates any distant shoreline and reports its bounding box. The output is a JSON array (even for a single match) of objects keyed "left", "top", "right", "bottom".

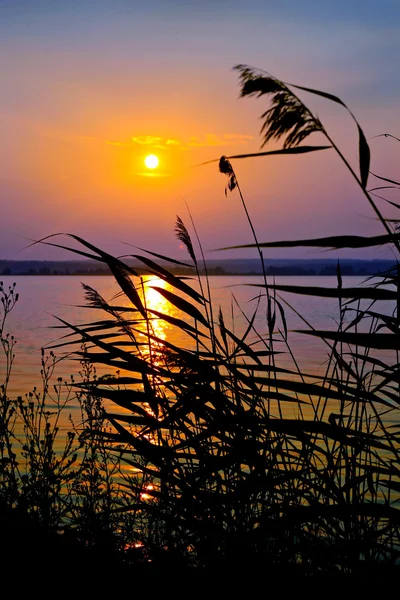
[
  {"left": 0, "top": 271, "right": 375, "bottom": 277},
  {"left": 1, "top": 258, "right": 395, "bottom": 278}
]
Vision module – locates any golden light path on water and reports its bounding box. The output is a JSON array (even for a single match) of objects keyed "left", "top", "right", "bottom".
[
  {"left": 120, "top": 275, "right": 184, "bottom": 362},
  {"left": 141, "top": 276, "right": 175, "bottom": 343}
]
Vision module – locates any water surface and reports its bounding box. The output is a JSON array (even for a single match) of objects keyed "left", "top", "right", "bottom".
[{"left": 2, "top": 274, "right": 393, "bottom": 395}]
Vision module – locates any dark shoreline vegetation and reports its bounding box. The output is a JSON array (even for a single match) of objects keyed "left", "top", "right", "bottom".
[
  {"left": 0, "top": 258, "right": 395, "bottom": 277},
  {"left": 1, "top": 66, "right": 400, "bottom": 585}
]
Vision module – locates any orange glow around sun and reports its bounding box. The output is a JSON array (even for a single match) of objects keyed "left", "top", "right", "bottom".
[{"left": 144, "top": 154, "right": 159, "bottom": 169}]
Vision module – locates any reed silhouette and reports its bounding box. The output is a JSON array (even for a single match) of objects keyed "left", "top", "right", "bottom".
[{"left": 1, "top": 67, "right": 400, "bottom": 582}]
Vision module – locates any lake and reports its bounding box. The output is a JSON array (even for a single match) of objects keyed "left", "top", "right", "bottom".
[
  {"left": 1, "top": 272, "right": 397, "bottom": 476},
  {"left": 1, "top": 273, "right": 394, "bottom": 397}
]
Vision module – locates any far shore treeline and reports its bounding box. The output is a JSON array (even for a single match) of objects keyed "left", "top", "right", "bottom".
[{"left": 0, "top": 258, "right": 395, "bottom": 277}]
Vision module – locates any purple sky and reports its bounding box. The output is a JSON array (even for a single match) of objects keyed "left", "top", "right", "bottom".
[{"left": 1, "top": 0, "right": 399, "bottom": 262}]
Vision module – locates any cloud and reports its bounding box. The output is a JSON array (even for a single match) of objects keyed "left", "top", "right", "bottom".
[
  {"left": 132, "top": 135, "right": 164, "bottom": 145},
  {"left": 130, "top": 133, "right": 253, "bottom": 150},
  {"left": 132, "top": 135, "right": 181, "bottom": 150},
  {"left": 37, "top": 129, "right": 252, "bottom": 152}
]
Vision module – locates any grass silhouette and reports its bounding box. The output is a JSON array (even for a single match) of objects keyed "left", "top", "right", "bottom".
[{"left": 1, "top": 67, "right": 400, "bottom": 582}]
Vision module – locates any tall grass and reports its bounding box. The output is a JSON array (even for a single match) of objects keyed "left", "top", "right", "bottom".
[{"left": 2, "top": 67, "right": 400, "bottom": 578}]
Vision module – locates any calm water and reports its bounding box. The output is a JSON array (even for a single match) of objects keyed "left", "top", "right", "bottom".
[{"left": 1, "top": 274, "right": 394, "bottom": 400}]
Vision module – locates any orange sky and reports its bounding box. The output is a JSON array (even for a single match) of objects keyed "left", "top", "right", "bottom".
[{"left": 1, "top": 1, "right": 400, "bottom": 261}]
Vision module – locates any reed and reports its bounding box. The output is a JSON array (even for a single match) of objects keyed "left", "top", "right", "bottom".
[{"left": 1, "top": 67, "right": 400, "bottom": 579}]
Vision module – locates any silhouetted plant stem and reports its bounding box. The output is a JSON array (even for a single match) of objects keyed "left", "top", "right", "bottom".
[
  {"left": 184, "top": 207, "right": 219, "bottom": 367},
  {"left": 234, "top": 64, "right": 400, "bottom": 252},
  {"left": 324, "top": 129, "right": 397, "bottom": 246}
]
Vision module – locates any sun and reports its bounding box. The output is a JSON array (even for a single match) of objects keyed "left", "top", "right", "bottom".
[{"left": 144, "top": 154, "right": 159, "bottom": 169}]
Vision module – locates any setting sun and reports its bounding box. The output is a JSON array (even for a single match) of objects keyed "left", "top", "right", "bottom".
[{"left": 144, "top": 154, "right": 159, "bottom": 169}]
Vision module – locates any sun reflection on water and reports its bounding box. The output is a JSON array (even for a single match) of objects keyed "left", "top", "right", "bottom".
[
  {"left": 141, "top": 277, "right": 174, "bottom": 343},
  {"left": 115, "top": 276, "right": 179, "bottom": 349},
  {"left": 135, "top": 276, "right": 191, "bottom": 385}
]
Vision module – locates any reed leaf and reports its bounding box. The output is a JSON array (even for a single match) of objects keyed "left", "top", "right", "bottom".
[
  {"left": 297, "top": 330, "right": 400, "bottom": 350},
  {"left": 149, "top": 286, "right": 209, "bottom": 328},
  {"left": 132, "top": 254, "right": 205, "bottom": 304},
  {"left": 246, "top": 283, "right": 398, "bottom": 301},
  {"left": 217, "top": 232, "right": 400, "bottom": 251},
  {"left": 131, "top": 245, "right": 195, "bottom": 268}
]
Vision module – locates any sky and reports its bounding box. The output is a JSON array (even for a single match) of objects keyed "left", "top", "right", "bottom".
[{"left": 1, "top": 0, "right": 399, "bottom": 261}]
